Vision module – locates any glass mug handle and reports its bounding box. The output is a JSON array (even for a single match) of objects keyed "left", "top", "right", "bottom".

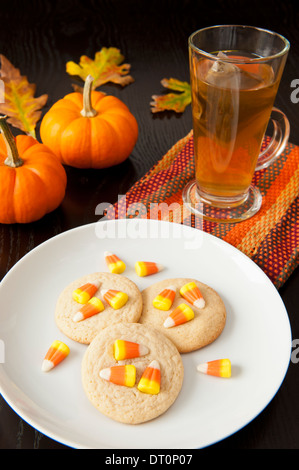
[{"left": 255, "top": 107, "right": 290, "bottom": 171}]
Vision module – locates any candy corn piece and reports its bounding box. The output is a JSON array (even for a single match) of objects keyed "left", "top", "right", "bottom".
[
  {"left": 104, "top": 251, "right": 126, "bottom": 274},
  {"left": 113, "top": 339, "right": 149, "bottom": 361},
  {"left": 135, "top": 261, "right": 163, "bottom": 277},
  {"left": 163, "top": 303, "right": 194, "bottom": 328},
  {"left": 99, "top": 364, "right": 136, "bottom": 387},
  {"left": 41, "top": 340, "right": 70, "bottom": 372},
  {"left": 197, "top": 359, "right": 231, "bottom": 378},
  {"left": 73, "top": 297, "right": 104, "bottom": 322},
  {"left": 72, "top": 280, "right": 101, "bottom": 304},
  {"left": 179, "top": 282, "right": 205, "bottom": 309},
  {"left": 137, "top": 360, "right": 161, "bottom": 395},
  {"left": 101, "top": 289, "right": 129, "bottom": 309},
  {"left": 153, "top": 285, "right": 176, "bottom": 311}
]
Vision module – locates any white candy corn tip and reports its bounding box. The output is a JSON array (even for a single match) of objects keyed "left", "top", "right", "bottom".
[
  {"left": 139, "top": 344, "right": 150, "bottom": 356},
  {"left": 194, "top": 298, "right": 205, "bottom": 309},
  {"left": 92, "top": 280, "right": 101, "bottom": 289},
  {"left": 149, "top": 360, "right": 160, "bottom": 370},
  {"left": 104, "top": 251, "right": 113, "bottom": 257},
  {"left": 166, "top": 285, "right": 176, "bottom": 292},
  {"left": 196, "top": 363, "right": 208, "bottom": 374},
  {"left": 99, "top": 367, "right": 111, "bottom": 381},
  {"left": 100, "top": 288, "right": 109, "bottom": 297},
  {"left": 41, "top": 360, "right": 54, "bottom": 373},
  {"left": 163, "top": 316, "right": 175, "bottom": 328},
  {"left": 73, "top": 311, "right": 84, "bottom": 322}
]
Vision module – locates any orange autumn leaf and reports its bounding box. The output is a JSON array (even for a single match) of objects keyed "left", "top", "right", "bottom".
[
  {"left": 151, "top": 78, "right": 191, "bottom": 113},
  {"left": 66, "top": 47, "right": 134, "bottom": 90},
  {"left": 0, "top": 55, "right": 48, "bottom": 138}
]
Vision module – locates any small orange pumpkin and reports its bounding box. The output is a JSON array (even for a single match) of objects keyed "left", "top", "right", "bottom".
[
  {"left": 0, "top": 116, "right": 67, "bottom": 224},
  {"left": 40, "top": 75, "right": 138, "bottom": 169}
]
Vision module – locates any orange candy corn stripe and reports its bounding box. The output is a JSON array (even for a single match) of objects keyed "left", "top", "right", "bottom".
[
  {"left": 113, "top": 339, "right": 149, "bottom": 361},
  {"left": 153, "top": 285, "right": 176, "bottom": 311},
  {"left": 42, "top": 340, "right": 70, "bottom": 372},
  {"left": 73, "top": 296, "right": 104, "bottom": 322},
  {"left": 137, "top": 360, "right": 161, "bottom": 395},
  {"left": 135, "top": 261, "right": 163, "bottom": 277},
  {"left": 179, "top": 282, "right": 205, "bottom": 309},
  {"left": 72, "top": 280, "right": 100, "bottom": 304},
  {"left": 104, "top": 251, "right": 126, "bottom": 274},
  {"left": 163, "top": 303, "right": 194, "bottom": 328},
  {"left": 101, "top": 289, "right": 128, "bottom": 309},
  {"left": 197, "top": 359, "right": 231, "bottom": 378},
  {"left": 99, "top": 364, "right": 136, "bottom": 387}
]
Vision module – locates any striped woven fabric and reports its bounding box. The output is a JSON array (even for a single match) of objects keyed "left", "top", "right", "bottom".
[{"left": 108, "top": 131, "right": 299, "bottom": 289}]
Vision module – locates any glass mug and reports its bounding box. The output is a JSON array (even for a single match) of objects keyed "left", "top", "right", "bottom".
[{"left": 183, "top": 25, "right": 290, "bottom": 223}]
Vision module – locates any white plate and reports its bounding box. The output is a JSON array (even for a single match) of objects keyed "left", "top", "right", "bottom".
[{"left": 0, "top": 219, "right": 292, "bottom": 449}]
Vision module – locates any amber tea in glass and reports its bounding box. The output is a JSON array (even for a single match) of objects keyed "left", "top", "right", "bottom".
[{"left": 183, "top": 26, "right": 290, "bottom": 223}]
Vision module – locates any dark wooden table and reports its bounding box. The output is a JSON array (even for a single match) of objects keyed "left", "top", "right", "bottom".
[{"left": 0, "top": 0, "right": 298, "bottom": 450}]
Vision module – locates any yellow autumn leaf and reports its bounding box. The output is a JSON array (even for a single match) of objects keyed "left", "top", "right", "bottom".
[
  {"left": 66, "top": 47, "right": 134, "bottom": 89},
  {"left": 0, "top": 55, "right": 48, "bottom": 138},
  {"left": 150, "top": 78, "right": 191, "bottom": 113}
]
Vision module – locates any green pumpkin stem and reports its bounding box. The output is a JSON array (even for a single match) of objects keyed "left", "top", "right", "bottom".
[
  {"left": 81, "top": 75, "right": 97, "bottom": 118},
  {"left": 0, "top": 116, "right": 23, "bottom": 168}
]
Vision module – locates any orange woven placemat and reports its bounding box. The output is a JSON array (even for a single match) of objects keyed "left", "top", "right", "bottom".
[{"left": 108, "top": 131, "right": 299, "bottom": 289}]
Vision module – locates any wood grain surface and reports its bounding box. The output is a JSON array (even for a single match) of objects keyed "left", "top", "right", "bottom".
[{"left": 0, "top": 0, "right": 298, "bottom": 450}]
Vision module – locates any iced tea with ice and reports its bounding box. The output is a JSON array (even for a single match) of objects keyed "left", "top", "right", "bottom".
[{"left": 190, "top": 51, "right": 279, "bottom": 201}]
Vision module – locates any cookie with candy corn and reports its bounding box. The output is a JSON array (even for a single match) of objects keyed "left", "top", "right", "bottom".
[
  {"left": 55, "top": 272, "right": 142, "bottom": 344},
  {"left": 81, "top": 322, "right": 184, "bottom": 424},
  {"left": 139, "top": 278, "right": 226, "bottom": 353}
]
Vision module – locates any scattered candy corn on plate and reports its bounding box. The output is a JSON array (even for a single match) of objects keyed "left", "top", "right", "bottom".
[{"left": 0, "top": 219, "right": 291, "bottom": 449}]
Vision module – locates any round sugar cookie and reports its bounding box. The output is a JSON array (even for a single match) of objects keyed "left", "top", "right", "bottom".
[
  {"left": 81, "top": 322, "right": 184, "bottom": 424},
  {"left": 139, "top": 278, "right": 226, "bottom": 353},
  {"left": 55, "top": 272, "right": 143, "bottom": 344}
]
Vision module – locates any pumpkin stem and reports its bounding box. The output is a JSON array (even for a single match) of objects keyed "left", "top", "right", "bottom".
[
  {"left": 81, "top": 75, "right": 98, "bottom": 118},
  {"left": 0, "top": 116, "right": 23, "bottom": 168}
]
